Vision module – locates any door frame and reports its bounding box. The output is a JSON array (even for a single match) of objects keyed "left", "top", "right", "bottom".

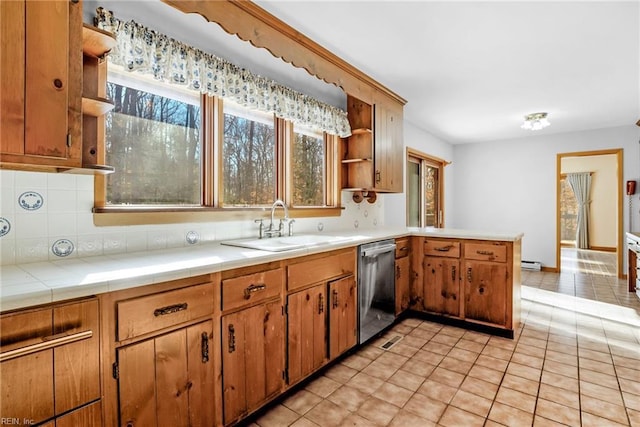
[{"left": 556, "top": 148, "right": 624, "bottom": 277}]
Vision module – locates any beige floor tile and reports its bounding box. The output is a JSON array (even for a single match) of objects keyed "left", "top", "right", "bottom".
[
  {"left": 495, "top": 385, "right": 537, "bottom": 413},
  {"left": 620, "top": 378, "right": 640, "bottom": 395},
  {"left": 387, "top": 368, "right": 425, "bottom": 392},
  {"left": 628, "top": 408, "right": 640, "bottom": 427},
  {"left": 354, "top": 396, "right": 400, "bottom": 425},
  {"left": 388, "top": 410, "right": 437, "bottom": 427},
  {"left": 580, "top": 368, "right": 621, "bottom": 390},
  {"left": 461, "top": 330, "right": 491, "bottom": 344},
  {"left": 256, "top": 404, "right": 300, "bottom": 427},
  {"left": 400, "top": 358, "right": 436, "bottom": 377},
  {"left": 439, "top": 356, "right": 473, "bottom": 375},
  {"left": 475, "top": 354, "right": 509, "bottom": 372},
  {"left": 450, "top": 389, "right": 493, "bottom": 417},
  {"left": 623, "top": 392, "right": 640, "bottom": 412},
  {"left": 468, "top": 364, "right": 504, "bottom": 385},
  {"left": 540, "top": 370, "right": 579, "bottom": 392},
  {"left": 518, "top": 336, "right": 548, "bottom": 349},
  {"left": 459, "top": 375, "right": 500, "bottom": 400},
  {"left": 506, "top": 361, "right": 542, "bottom": 382},
  {"left": 372, "top": 381, "right": 414, "bottom": 408},
  {"left": 613, "top": 354, "right": 639, "bottom": 370},
  {"left": 537, "top": 383, "right": 580, "bottom": 410},
  {"left": 323, "top": 363, "right": 358, "bottom": 384},
  {"left": 391, "top": 323, "right": 415, "bottom": 335},
  {"left": 579, "top": 347, "right": 614, "bottom": 363},
  {"left": 488, "top": 401, "right": 534, "bottom": 427},
  {"left": 389, "top": 342, "right": 420, "bottom": 358},
  {"left": 339, "top": 413, "right": 377, "bottom": 427},
  {"left": 408, "top": 327, "right": 436, "bottom": 341},
  {"left": 580, "top": 357, "right": 617, "bottom": 375},
  {"left": 290, "top": 418, "right": 319, "bottom": 427},
  {"left": 535, "top": 398, "right": 581, "bottom": 426},
  {"left": 416, "top": 379, "right": 458, "bottom": 404},
  {"left": 511, "top": 352, "right": 544, "bottom": 369},
  {"left": 581, "top": 411, "right": 629, "bottom": 427},
  {"left": 358, "top": 345, "right": 385, "bottom": 361},
  {"left": 580, "top": 380, "right": 625, "bottom": 406},
  {"left": 403, "top": 393, "right": 447, "bottom": 422},
  {"left": 515, "top": 343, "right": 547, "bottom": 358},
  {"left": 543, "top": 359, "right": 579, "bottom": 379},
  {"left": 305, "top": 376, "right": 341, "bottom": 398},
  {"left": 341, "top": 354, "right": 373, "bottom": 371},
  {"left": 455, "top": 338, "right": 485, "bottom": 353},
  {"left": 346, "top": 372, "right": 384, "bottom": 395},
  {"left": 481, "top": 344, "right": 514, "bottom": 361},
  {"left": 304, "top": 400, "right": 350, "bottom": 427},
  {"left": 448, "top": 346, "right": 480, "bottom": 362},
  {"left": 439, "top": 405, "right": 485, "bottom": 427},
  {"left": 362, "top": 360, "right": 400, "bottom": 381},
  {"left": 544, "top": 349, "right": 578, "bottom": 366},
  {"left": 428, "top": 366, "right": 465, "bottom": 388},
  {"left": 616, "top": 366, "right": 640, "bottom": 382},
  {"left": 581, "top": 395, "right": 630, "bottom": 425},
  {"left": 546, "top": 340, "right": 578, "bottom": 356},
  {"left": 422, "top": 341, "right": 453, "bottom": 355},
  {"left": 326, "top": 385, "right": 368, "bottom": 412},
  {"left": 376, "top": 351, "right": 409, "bottom": 369},
  {"left": 400, "top": 335, "right": 428, "bottom": 349},
  {"left": 441, "top": 326, "right": 467, "bottom": 338},
  {"left": 411, "top": 349, "right": 444, "bottom": 365},
  {"left": 283, "top": 389, "right": 323, "bottom": 415},
  {"left": 533, "top": 415, "right": 570, "bottom": 426},
  {"left": 488, "top": 336, "right": 517, "bottom": 350},
  {"left": 496, "top": 374, "right": 539, "bottom": 396}
]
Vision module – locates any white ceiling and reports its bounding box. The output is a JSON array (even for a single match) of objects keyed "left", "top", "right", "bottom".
[{"left": 88, "top": 1, "right": 639, "bottom": 144}]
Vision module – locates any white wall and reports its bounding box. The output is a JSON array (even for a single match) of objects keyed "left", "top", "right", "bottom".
[
  {"left": 384, "top": 121, "right": 455, "bottom": 227},
  {"left": 451, "top": 125, "right": 640, "bottom": 268},
  {"left": 562, "top": 155, "right": 617, "bottom": 248}
]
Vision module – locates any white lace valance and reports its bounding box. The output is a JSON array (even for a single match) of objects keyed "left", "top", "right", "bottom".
[{"left": 95, "top": 7, "right": 352, "bottom": 137}]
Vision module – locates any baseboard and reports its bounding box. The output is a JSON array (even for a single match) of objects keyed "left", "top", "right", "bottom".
[
  {"left": 541, "top": 266, "right": 558, "bottom": 273},
  {"left": 588, "top": 246, "right": 616, "bottom": 252}
]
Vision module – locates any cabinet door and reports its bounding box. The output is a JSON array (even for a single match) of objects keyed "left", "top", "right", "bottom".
[
  {"left": 373, "top": 102, "right": 403, "bottom": 193},
  {"left": 1, "top": 0, "right": 82, "bottom": 166},
  {"left": 395, "top": 256, "right": 411, "bottom": 315},
  {"left": 55, "top": 400, "right": 102, "bottom": 427},
  {"left": 464, "top": 261, "right": 508, "bottom": 326},
  {"left": 118, "top": 320, "right": 214, "bottom": 427},
  {"left": 222, "top": 301, "right": 284, "bottom": 425},
  {"left": 328, "top": 275, "right": 357, "bottom": 360},
  {"left": 424, "top": 256, "right": 460, "bottom": 317},
  {"left": 287, "top": 284, "right": 327, "bottom": 384}
]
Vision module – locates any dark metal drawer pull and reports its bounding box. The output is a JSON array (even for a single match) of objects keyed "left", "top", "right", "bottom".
[
  {"left": 228, "top": 325, "right": 236, "bottom": 353},
  {"left": 244, "top": 283, "right": 266, "bottom": 299},
  {"left": 435, "top": 245, "right": 454, "bottom": 252},
  {"left": 154, "top": 302, "right": 188, "bottom": 317},
  {"left": 476, "top": 250, "right": 494, "bottom": 256},
  {"left": 319, "top": 293, "right": 324, "bottom": 314},
  {"left": 201, "top": 332, "right": 210, "bottom": 363}
]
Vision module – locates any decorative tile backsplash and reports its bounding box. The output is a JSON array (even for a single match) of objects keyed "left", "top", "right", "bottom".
[{"left": 0, "top": 170, "right": 385, "bottom": 265}]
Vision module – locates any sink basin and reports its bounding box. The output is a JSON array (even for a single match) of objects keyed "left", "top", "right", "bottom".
[{"left": 221, "top": 234, "right": 353, "bottom": 252}]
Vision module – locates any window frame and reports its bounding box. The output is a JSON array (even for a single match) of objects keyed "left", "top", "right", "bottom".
[
  {"left": 94, "top": 86, "right": 342, "bottom": 226},
  {"left": 406, "top": 147, "right": 448, "bottom": 228}
]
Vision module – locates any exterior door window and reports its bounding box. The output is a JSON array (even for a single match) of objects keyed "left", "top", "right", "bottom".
[{"left": 407, "top": 150, "right": 445, "bottom": 228}]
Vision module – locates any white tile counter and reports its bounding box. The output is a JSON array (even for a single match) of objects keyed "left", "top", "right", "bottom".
[{"left": 0, "top": 227, "right": 523, "bottom": 311}]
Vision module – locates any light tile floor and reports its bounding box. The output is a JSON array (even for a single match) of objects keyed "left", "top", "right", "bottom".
[{"left": 253, "top": 248, "right": 640, "bottom": 427}]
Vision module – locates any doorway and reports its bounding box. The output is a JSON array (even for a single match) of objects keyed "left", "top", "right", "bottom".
[{"left": 556, "top": 149, "right": 624, "bottom": 277}]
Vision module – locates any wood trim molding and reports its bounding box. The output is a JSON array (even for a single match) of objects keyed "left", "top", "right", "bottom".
[{"left": 161, "top": 0, "right": 406, "bottom": 106}]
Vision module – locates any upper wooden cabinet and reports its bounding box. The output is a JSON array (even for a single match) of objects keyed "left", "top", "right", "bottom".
[
  {"left": 342, "top": 95, "right": 404, "bottom": 193},
  {"left": 0, "top": 0, "right": 83, "bottom": 169}
]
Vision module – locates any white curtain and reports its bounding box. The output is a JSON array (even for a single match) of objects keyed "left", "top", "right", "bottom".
[
  {"left": 94, "top": 7, "right": 352, "bottom": 138},
  {"left": 566, "top": 172, "right": 592, "bottom": 249}
]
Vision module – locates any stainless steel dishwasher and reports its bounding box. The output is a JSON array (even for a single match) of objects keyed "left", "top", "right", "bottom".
[{"left": 358, "top": 239, "right": 397, "bottom": 344}]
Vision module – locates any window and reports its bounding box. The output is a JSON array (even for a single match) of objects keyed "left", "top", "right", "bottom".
[
  {"left": 406, "top": 149, "right": 446, "bottom": 228},
  {"left": 105, "top": 71, "right": 201, "bottom": 206},
  {"left": 291, "top": 124, "right": 326, "bottom": 207},
  {"left": 560, "top": 176, "right": 578, "bottom": 245},
  {"left": 97, "top": 70, "right": 340, "bottom": 221},
  {"left": 223, "top": 101, "right": 276, "bottom": 207}
]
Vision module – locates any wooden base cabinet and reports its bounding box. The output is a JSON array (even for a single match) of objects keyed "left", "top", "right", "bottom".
[
  {"left": 0, "top": 298, "right": 100, "bottom": 426},
  {"left": 117, "top": 320, "right": 214, "bottom": 427},
  {"left": 221, "top": 301, "right": 284, "bottom": 425},
  {"left": 328, "top": 275, "right": 357, "bottom": 360},
  {"left": 415, "top": 237, "right": 520, "bottom": 335}
]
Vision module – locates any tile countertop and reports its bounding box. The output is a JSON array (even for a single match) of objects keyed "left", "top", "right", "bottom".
[{"left": 0, "top": 227, "right": 524, "bottom": 312}]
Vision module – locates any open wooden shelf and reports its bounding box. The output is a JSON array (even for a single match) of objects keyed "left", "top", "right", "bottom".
[
  {"left": 82, "top": 24, "right": 116, "bottom": 58},
  {"left": 82, "top": 96, "right": 114, "bottom": 117},
  {"left": 351, "top": 128, "right": 372, "bottom": 135}
]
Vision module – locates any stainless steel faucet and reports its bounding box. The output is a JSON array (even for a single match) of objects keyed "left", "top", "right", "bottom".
[{"left": 262, "top": 199, "right": 291, "bottom": 238}]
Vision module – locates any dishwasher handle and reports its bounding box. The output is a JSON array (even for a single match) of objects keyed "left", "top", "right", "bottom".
[{"left": 361, "top": 243, "right": 396, "bottom": 258}]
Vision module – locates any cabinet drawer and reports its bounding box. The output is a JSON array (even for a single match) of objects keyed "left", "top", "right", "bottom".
[
  {"left": 395, "top": 238, "right": 410, "bottom": 258},
  {"left": 117, "top": 283, "right": 214, "bottom": 341},
  {"left": 424, "top": 239, "right": 460, "bottom": 258},
  {"left": 465, "top": 242, "right": 507, "bottom": 263},
  {"left": 222, "top": 268, "right": 283, "bottom": 311},
  {"left": 288, "top": 250, "right": 355, "bottom": 291}
]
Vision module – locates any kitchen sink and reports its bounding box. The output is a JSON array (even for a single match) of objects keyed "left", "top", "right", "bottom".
[{"left": 220, "top": 234, "right": 354, "bottom": 252}]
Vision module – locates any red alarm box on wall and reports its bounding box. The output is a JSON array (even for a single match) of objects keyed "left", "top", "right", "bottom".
[{"left": 627, "top": 180, "right": 636, "bottom": 195}]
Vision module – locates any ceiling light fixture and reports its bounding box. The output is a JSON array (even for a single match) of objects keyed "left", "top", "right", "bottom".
[{"left": 521, "top": 112, "right": 550, "bottom": 131}]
